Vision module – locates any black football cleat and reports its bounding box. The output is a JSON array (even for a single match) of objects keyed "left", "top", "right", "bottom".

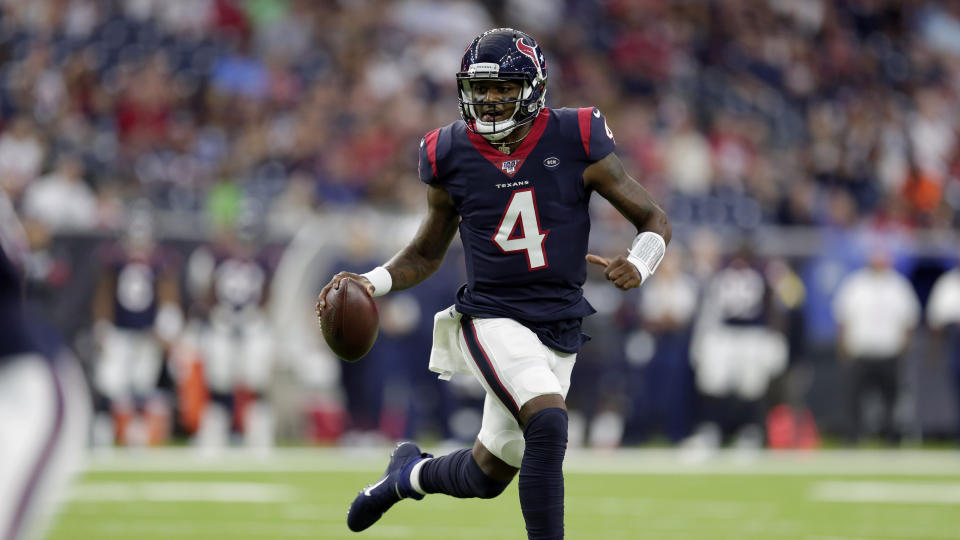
[{"left": 347, "top": 442, "right": 432, "bottom": 532}]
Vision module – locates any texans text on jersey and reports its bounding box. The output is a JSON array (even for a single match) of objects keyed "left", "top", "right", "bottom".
[{"left": 495, "top": 180, "right": 530, "bottom": 189}]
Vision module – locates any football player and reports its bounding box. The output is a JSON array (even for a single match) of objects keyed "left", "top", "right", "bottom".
[
  {"left": 188, "top": 210, "right": 277, "bottom": 450},
  {"left": 689, "top": 245, "right": 788, "bottom": 449},
  {"left": 0, "top": 189, "right": 90, "bottom": 540},
  {"left": 318, "top": 28, "right": 670, "bottom": 539},
  {"left": 91, "top": 203, "right": 182, "bottom": 446}
]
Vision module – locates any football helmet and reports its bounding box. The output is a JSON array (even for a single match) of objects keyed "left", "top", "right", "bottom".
[
  {"left": 123, "top": 199, "right": 156, "bottom": 253},
  {"left": 457, "top": 28, "right": 547, "bottom": 141}
]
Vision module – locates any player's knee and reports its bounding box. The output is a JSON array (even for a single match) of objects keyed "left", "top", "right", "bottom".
[
  {"left": 522, "top": 407, "right": 568, "bottom": 446},
  {"left": 466, "top": 447, "right": 514, "bottom": 499},
  {"left": 476, "top": 475, "right": 510, "bottom": 499},
  {"left": 469, "top": 464, "right": 512, "bottom": 499}
]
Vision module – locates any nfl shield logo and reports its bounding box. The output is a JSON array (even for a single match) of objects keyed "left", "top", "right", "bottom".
[{"left": 501, "top": 159, "right": 520, "bottom": 175}]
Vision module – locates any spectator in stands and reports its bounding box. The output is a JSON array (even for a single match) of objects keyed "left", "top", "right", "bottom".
[
  {"left": 0, "top": 116, "right": 44, "bottom": 202},
  {"left": 20, "top": 153, "right": 98, "bottom": 232},
  {"left": 0, "top": 0, "right": 956, "bottom": 232}
]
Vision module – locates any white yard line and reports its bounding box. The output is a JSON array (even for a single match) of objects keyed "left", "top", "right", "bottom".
[
  {"left": 807, "top": 536, "right": 882, "bottom": 540},
  {"left": 810, "top": 481, "right": 960, "bottom": 505},
  {"left": 83, "top": 447, "right": 960, "bottom": 476},
  {"left": 67, "top": 481, "right": 297, "bottom": 502},
  {"left": 65, "top": 518, "right": 525, "bottom": 539},
  {"left": 61, "top": 520, "right": 413, "bottom": 538}
]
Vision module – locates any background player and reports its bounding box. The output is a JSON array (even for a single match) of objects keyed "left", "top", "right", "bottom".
[
  {"left": 91, "top": 202, "right": 182, "bottom": 447},
  {"left": 688, "top": 244, "right": 788, "bottom": 451},
  {"left": 187, "top": 208, "right": 278, "bottom": 450},
  {"left": 0, "top": 189, "right": 90, "bottom": 540},
  {"left": 318, "top": 28, "right": 670, "bottom": 539}
]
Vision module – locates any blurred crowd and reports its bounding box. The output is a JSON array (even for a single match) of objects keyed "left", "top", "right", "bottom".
[
  {"left": 2, "top": 0, "right": 960, "bottom": 450},
  {"left": 2, "top": 0, "right": 960, "bottom": 234}
]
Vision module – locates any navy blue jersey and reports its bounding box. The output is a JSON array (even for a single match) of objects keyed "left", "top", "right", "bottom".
[
  {"left": 710, "top": 264, "right": 773, "bottom": 327},
  {"left": 419, "top": 107, "right": 616, "bottom": 352},
  {"left": 0, "top": 238, "right": 30, "bottom": 358},
  {"left": 0, "top": 229, "right": 23, "bottom": 302},
  {"left": 0, "top": 206, "right": 60, "bottom": 359},
  {"left": 209, "top": 248, "right": 271, "bottom": 312},
  {"left": 100, "top": 245, "right": 171, "bottom": 330}
]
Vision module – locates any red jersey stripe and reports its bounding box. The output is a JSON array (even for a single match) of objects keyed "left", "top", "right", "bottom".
[
  {"left": 424, "top": 128, "right": 440, "bottom": 179},
  {"left": 577, "top": 107, "right": 592, "bottom": 158}
]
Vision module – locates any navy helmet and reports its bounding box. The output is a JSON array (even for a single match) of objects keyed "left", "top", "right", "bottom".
[{"left": 457, "top": 28, "right": 547, "bottom": 141}]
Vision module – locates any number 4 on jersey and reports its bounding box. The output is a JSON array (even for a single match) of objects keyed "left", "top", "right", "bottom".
[{"left": 492, "top": 188, "right": 549, "bottom": 270}]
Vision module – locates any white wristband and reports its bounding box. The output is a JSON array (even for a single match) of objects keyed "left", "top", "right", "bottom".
[
  {"left": 361, "top": 266, "right": 392, "bottom": 297},
  {"left": 626, "top": 232, "right": 666, "bottom": 284}
]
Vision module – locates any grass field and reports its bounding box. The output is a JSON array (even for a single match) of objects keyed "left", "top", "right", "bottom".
[{"left": 46, "top": 447, "right": 960, "bottom": 540}]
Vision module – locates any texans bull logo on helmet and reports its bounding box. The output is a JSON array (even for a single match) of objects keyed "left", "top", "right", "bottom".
[{"left": 515, "top": 38, "right": 544, "bottom": 81}]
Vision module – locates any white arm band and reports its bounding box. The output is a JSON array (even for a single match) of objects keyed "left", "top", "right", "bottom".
[
  {"left": 626, "top": 232, "right": 666, "bottom": 284},
  {"left": 361, "top": 266, "right": 392, "bottom": 297}
]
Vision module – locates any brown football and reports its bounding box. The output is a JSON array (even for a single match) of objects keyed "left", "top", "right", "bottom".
[{"left": 319, "top": 277, "right": 379, "bottom": 362}]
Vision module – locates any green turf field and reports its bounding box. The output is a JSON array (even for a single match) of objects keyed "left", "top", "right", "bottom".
[{"left": 46, "top": 448, "right": 960, "bottom": 540}]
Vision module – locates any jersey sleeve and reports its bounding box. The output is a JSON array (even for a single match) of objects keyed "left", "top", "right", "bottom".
[
  {"left": 418, "top": 125, "right": 454, "bottom": 185},
  {"left": 576, "top": 107, "right": 616, "bottom": 162}
]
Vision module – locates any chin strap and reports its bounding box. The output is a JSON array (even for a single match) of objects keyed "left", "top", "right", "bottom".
[
  {"left": 626, "top": 232, "right": 666, "bottom": 284},
  {"left": 473, "top": 117, "right": 519, "bottom": 141}
]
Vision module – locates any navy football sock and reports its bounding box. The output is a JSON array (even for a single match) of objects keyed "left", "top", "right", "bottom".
[
  {"left": 519, "top": 408, "right": 568, "bottom": 540},
  {"left": 418, "top": 448, "right": 510, "bottom": 499}
]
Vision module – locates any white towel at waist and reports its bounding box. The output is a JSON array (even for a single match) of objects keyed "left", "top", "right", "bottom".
[{"left": 428, "top": 305, "right": 467, "bottom": 380}]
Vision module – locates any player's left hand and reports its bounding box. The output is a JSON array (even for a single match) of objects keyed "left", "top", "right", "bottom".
[{"left": 586, "top": 254, "right": 642, "bottom": 290}]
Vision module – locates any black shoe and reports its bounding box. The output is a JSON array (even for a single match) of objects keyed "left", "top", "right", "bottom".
[{"left": 347, "top": 442, "right": 432, "bottom": 532}]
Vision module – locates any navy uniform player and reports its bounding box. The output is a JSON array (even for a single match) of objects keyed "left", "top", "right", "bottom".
[
  {"left": 318, "top": 28, "right": 671, "bottom": 539},
  {"left": 92, "top": 206, "right": 182, "bottom": 446},
  {"left": 0, "top": 190, "right": 90, "bottom": 540},
  {"left": 690, "top": 246, "right": 787, "bottom": 448},
  {"left": 189, "top": 220, "right": 277, "bottom": 450}
]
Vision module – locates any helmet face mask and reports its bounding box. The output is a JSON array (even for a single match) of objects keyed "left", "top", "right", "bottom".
[
  {"left": 457, "top": 29, "right": 547, "bottom": 141},
  {"left": 459, "top": 77, "right": 524, "bottom": 138}
]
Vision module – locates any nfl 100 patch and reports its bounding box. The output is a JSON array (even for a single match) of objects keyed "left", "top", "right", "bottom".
[{"left": 501, "top": 159, "right": 520, "bottom": 175}]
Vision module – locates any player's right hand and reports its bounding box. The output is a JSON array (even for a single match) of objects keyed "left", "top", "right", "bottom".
[{"left": 316, "top": 272, "right": 375, "bottom": 315}]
